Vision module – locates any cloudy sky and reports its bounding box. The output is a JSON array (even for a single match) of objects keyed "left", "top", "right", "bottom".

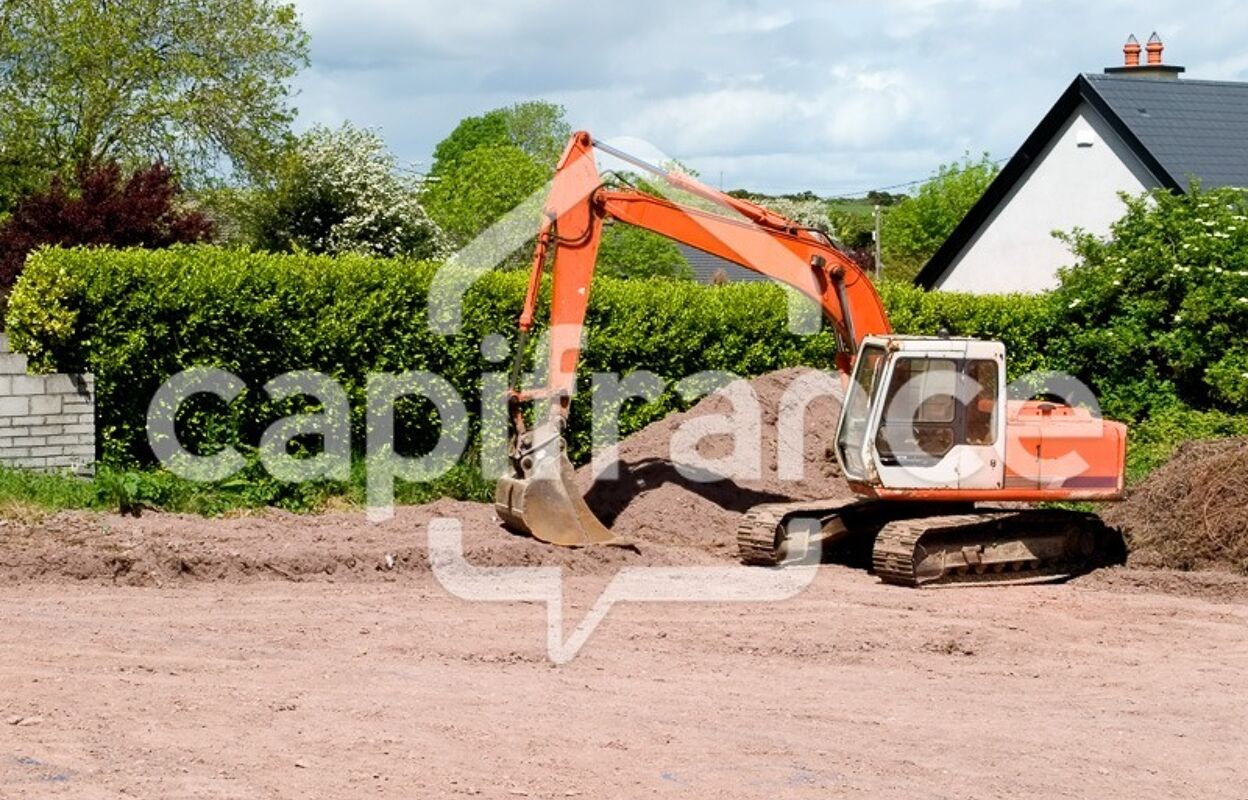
[{"left": 287, "top": 0, "right": 1248, "bottom": 196}]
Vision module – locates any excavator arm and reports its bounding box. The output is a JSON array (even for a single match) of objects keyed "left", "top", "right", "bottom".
[
  {"left": 514, "top": 132, "right": 890, "bottom": 404},
  {"left": 496, "top": 131, "right": 891, "bottom": 546}
]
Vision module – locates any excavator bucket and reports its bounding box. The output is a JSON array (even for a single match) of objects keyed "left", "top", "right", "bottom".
[{"left": 494, "top": 423, "right": 622, "bottom": 547}]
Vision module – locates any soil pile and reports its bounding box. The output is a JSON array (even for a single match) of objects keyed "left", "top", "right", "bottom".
[
  {"left": 576, "top": 366, "right": 852, "bottom": 555},
  {"left": 1103, "top": 437, "right": 1248, "bottom": 575}
]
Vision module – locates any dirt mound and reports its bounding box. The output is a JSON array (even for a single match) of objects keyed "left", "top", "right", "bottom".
[
  {"left": 576, "top": 366, "right": 851, "bottom": 554},
  {"left": 1103, "top": 437, "right": 1248, "bottom": 575}
]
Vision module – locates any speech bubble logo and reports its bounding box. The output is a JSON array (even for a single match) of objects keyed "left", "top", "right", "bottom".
[
  {"left": 428, "top": 518, "right": 822, "bottom": 664},
  {"left": 428, "top": 367, "right": 841, "bottom": 663}
]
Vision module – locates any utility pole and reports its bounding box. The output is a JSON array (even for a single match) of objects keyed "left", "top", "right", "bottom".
[{"left": 873, "top": 204, "right": 883, "bottom": 279}]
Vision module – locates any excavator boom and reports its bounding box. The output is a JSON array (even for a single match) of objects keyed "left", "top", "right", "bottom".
[{"left": 514, "top": 132, "right": 889, "bottom": 397}]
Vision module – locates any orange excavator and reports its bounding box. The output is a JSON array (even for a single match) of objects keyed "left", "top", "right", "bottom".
[{"left": 495, "top": 132, "right": 1126, "bottom": 586}]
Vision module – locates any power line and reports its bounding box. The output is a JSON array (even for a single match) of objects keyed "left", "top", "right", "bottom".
[{"left": 730, "top": 156, "right": 1011, "bottom": 199}]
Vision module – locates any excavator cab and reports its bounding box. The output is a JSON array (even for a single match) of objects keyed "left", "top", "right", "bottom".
[{"left": 836, "top": 336, "right": 1007, "bottom": 493}]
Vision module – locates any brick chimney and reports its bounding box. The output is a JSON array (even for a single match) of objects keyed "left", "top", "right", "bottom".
[{"left": 1105, "top": 32, "right": 1184, "bottom": 79}]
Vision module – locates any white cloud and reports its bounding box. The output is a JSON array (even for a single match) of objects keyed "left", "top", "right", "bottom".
[
  {"left": 288, "top": 0, "right": 1248, "bottom": 194},
  {"left": 709, "top": 9, "right": 796, "bottom": 34}
]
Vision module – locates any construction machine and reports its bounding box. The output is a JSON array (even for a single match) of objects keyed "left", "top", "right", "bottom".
[{"left": 495, "top": 132, "right": 1126, "bottom": 586}]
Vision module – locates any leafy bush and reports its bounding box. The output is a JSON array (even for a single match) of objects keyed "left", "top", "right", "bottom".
[
  {"left": 1123, "top": 404, "right": 1248, "bottom": 484},
  {"left": 876, "top": 281, "right": 1056, "bottom": 379},
  {"left": 0, "top": 161, "right": 213, "bottom": 294},
  {"left": 242, "top": 123, "right": 445, "bottom": 259},
  {"left": 1052, "top": 185, "right": 1248, "bottom": 420},
  {"left": 6, "top": 247, "right": 1053, "bottom": 470}
]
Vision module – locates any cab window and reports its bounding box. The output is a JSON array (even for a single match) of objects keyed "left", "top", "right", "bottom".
[{"left": 874, "top": 357, "right": 999, "bottom": 467}]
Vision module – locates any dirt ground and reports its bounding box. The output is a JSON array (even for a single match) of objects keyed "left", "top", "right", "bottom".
[
  {"left": 1, "top": 504, "right": 1247, "bottom": 800},
  {"left": 2, "top": 368, "right": 1247, "bottom": 798}
]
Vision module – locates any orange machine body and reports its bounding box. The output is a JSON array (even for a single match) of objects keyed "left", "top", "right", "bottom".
[{"left": 852, "top": 401, "right": 1127, "bottom": 503}]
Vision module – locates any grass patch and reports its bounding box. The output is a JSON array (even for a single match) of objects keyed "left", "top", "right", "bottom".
[
  {"left": 0, "top": 459, "right": 496, "bottom": 519},
  {"left": 3, "top": 402, "right": 1241, "bottom": 519},
  {"left": 827, "top": 198, "right": 877, "bottom": 216},
  {"left": 0, "top": 466, "right": 101, "bottom": 515}
]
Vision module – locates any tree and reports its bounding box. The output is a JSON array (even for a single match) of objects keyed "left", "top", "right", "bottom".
[
  {"left": 0, "top": 0, "right": 309, "bottom": 209},
  {"left": 0, "top": 161, "right": 213, "bottom": 292},
  {"left": 880, "top": 153, "right": 998, "bottom": 281},
  {"left": 429, "top": 101, "right": 571, "bottom": 177},
  {"left": 500, "top": 101, "right": 573, "bottom": 172},
  {"left": 243, "top": 124, "right": 444, "bottom": 259},
  {"left": 596, "top": 225, "right": 693, "bottom": 280},
  {"left": 422, "top": 144, "right": 550, "bottom": 246},
  {"left": 1052, "top": 185, "right": 1248, "bottom": 419},
  {"left": 827, "top": 207, "right": 874, "bottom": 249},
  {"left": 422, "top": 102, "right": 571, "bottom": 256},
  {"left": 865, "top": 190, "right": 905, "bottom": 207},
  {"left": 429, "top": 113, "right": 509, "bottom": 178}
]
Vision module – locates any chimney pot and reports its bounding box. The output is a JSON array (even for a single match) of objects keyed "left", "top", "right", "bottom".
[
  {"left": 1106, "top": 32, "right": 1182, "bottom": 79},
  {"left": 1146, "top": 32, "right": 1164, "bottom": 65},
  {"left": 1123, "top": 34, "right": 1141, "bottom": 67}
]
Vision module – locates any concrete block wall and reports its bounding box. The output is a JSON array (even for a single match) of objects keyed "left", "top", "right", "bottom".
[{"left": 0, "top": 334, "right": 95, "bottom": 473}]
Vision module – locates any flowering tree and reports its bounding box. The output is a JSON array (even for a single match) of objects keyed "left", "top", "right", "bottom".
[
  {"left": 248, "top": 124, "right": 445, "bottom": 259},
  {"left": 758, "top": 197, "right": 834, "bottom": 234},
  {"left": 1052, "top": 185, "right": 1248, "bottom": 417}
]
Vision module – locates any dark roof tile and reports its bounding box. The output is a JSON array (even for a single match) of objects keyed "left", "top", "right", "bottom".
[
  {"left": 675, "top": 243, "right": 769, "bottom": 283},
  {"left": 1085, "top": 74, "right": 1248, "bottom": 189}
]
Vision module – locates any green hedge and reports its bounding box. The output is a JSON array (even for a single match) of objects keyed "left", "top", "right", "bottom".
[
  {"left": 6, "top": 246, "right": 1054, "bottom": 467},
  {"left": 876, "top": 281, "right": 1056, "bottom": 377}
]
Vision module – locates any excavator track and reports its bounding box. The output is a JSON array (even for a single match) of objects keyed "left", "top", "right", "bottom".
[
  {"left": 736, "top": 498, "right": 959, "bottom": 566},
  {"left": 738, "top": 499, "right": 1122, "bottom": 586},
  {"left": 737, "top": 498, "right": 868, "bottom": 566},
  {"left": 871, "top": 508, "right": 1116, "bottom": 587}
]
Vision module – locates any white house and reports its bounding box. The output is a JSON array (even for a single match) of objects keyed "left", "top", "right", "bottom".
[{"left": 917, "top": 34, "right": 1248, "bottom": 293}]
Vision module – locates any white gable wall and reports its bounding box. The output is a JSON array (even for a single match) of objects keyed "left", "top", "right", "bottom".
[{"left": 934, "top": 101, "right": 1161, "bottom": 293}]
